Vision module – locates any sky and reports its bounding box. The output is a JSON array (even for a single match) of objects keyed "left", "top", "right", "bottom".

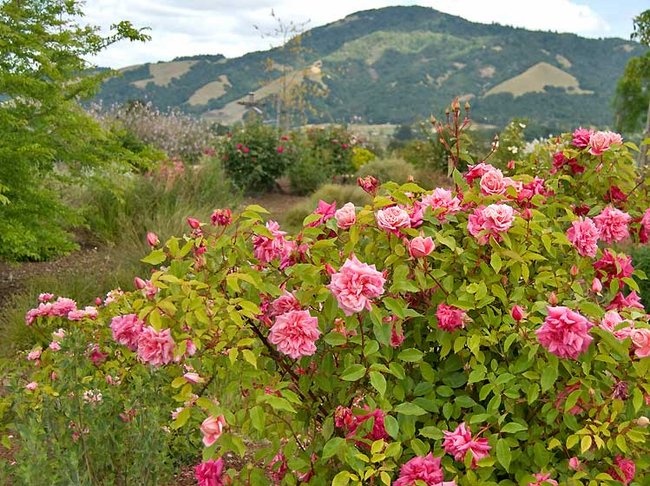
[{"left": 83, "top": 0, "right": 646, "bottom": 68}]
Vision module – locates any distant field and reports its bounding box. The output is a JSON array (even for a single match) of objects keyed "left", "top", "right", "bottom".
[{"left": 130, "top": 60, "right": 197, "bottom": 88}]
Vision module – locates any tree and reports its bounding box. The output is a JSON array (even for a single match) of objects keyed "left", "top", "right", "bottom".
[
  {"left": 614, "top": 9, "right": 650, "bottom": 164},
  {"left": 0, "top": 0, "right": 150, "bottom": 260}
]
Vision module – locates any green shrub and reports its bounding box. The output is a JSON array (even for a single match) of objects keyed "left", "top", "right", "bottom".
[
  {"left": 355, "top": 157, "right": 416, "bottom": 185},
  {"left": 632, "top": 245, "right": 650, "bottom": 306},
  {"left": 287, "top": 152, "right": 332, "bottom": 196}
]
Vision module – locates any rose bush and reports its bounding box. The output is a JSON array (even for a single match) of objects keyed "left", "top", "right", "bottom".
[{"left": 5, "top": 106, "right": 650, "bottom": 485}]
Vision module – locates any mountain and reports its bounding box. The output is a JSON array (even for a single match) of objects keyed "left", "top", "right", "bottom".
[{"left": 96, "top": 6, "right": 646, "bottom": 133}]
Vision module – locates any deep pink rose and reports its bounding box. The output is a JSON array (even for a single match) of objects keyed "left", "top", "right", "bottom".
[
  {"left": 200, "top": 415, "right": 226, "bottom": 447},
  {"left": 210, "top": 208, "right": 232, "bottom": 226},
  {"left": 357, "top": 175, "right": 379, "bottom": 195},
  {"left": 464, "top": 162, "right": 494, "bottom": 184},
  {"left": 309, "top": 200, "right": 337, "bottom": 227},
  {"left": 194, "top": 458, "right": 225, "bottom": 486},
  {"left": 394, "top": 453, "right": 455, "bottom": 486},
  {"left": 270, "top": 291, "right": 301, "bottom": 317},
  {"left": 376, "top": 206, "right": 411, "bottom": 233},
  {"left": 511, "top": 305, "right": 525, "bottom": 322},
  {"left": 630, "top": 328, "right": 650, "bottom": 358},
  {"left": 335, "top": 202, "right": 356, "bottom": 229},
  {"left": 641, "top": 208, "right": 650, "bottom": 243},
  {"left": 110, "top": 314, "right": 144, "bottom": 350},
  {"left": 442, "top": 422, "right": 491, "bottom": 468},
  {"left": 409, "top": 236, "right": 435, "bottom": 258},
  {"left": 536, "top": 306, "right": 593, "bottom": 360},
  {"left": 608, "top": 456, "right": 635, "bottom": 485},
  {"left": 136, "top": 326, "right": 175, "bottom": 366},
  {"left": 436, "top": 304, "right": 468, "bottom": 331},
  {"left": 479, "top": 168, "right": 507, "bottom": 196},
  {"left": 420, "top": 188, "right": 461, "bottom": 221},
  {"left": 572, "top": 127, "right": 593, "bottom": 148},
  {"left": 268, "top": 310, "right": 321, "bottom": 359},
  {"left": 566, "top": 217, "right": 600, "bottom": 258},
  {"left": 252, "top": 220, "right": 293, "bottom": 265},
  {"left": 607, "top": 291, "right": 645, "bottom": 311},
  {"left": 268, "top": 452, "right": 288, "bottom": 483},
  {"left": 594, "top": 206, "right": 630, "bottom": 243},
  {"left": 593, "top": 249, "right": 634, "bottom": 287},
  {"left": 328, "top": 255, "right": 386, "bottom": 315}
]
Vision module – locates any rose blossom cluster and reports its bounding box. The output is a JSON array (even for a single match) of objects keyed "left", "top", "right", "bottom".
[
  {"left": 394, "top": 453, "right": 456, "bottom": 486},
  {"left": 599, "top": 310, "right": 650, "bottom": 358},
  {"left": 110, "top": 314, "right": 176, "bottom": 366},
  {"left": 252, "top": 220, "right": 298, "bottom": 269},
  {"left": 420, "top": 188, "right": 462, "bottom": 222},
  {"left": 594, "top": 206, "right": 631, "bottom": 243},
  {"left": 334, "top": 406, "right": 389, "bottom": 445},
  {"left": 436, "top": 304, "right": 469, "bottom": 332},
  {"left": 25, "top": 296, "right": 97, "bottom": 325},
  {"left": 566, "top": 217, "right": 600, "bottom": 258},
  {"left": 535, "top": 307, "right": 593, "bottom": 360},
  {"left": 328, "top": 255, "right": 386, "bottom": 315},
  {"left": 442, "top": 422, "right": 491, "bottom": 467},
  {"left": 593, "top": 249, "right": 634, "bottom": 287}
]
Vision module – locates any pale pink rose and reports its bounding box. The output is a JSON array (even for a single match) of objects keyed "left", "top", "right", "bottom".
[
  {"left": 600, "top": 310, "right": 625, "bottom": 332},
  {"left": 482, "top": 204, "right": 515, "bottom": 233},
  {"left": 328, "top": 255, "right": 386, "bottom": 315},
  {"left": 49, "top": 341, "right": 61, "bottom": 351},
  {"left": 200, "top": 415, "right": 226, "bottom": 447},
  {"left": 52, "top": 328, "right": 66, "bottom": 341},
  {"left": 536, "top": 306, "right": 593, "bottom": 360},
  {"left": 409, "top": 236, "right": 435, "bottom": 258},
  {"left": 269, "top": 310, "right": 320, "bottom": 359},
  {"left": 376, "top": 206, "right": 411, "bottom": 233},
  {"left": 588, "top": 131, "right": 614, "bottom": 156},
  {"left": 442, "top": 422, "right": 491, "bottom": 468},
  {"left": 467, "top": 207, "right": 489, "bottom": 245},
  {"left": 594, "top": 206, "right": 631, "bottom": 243},
  {"left": 608, "top": 456, "right": 635, "bottom": 485},
  {"left": 67, "top": 306, "right": 98, "bottom": 321},
  {"left": 528, "top": 472, "right": 558, "bottom": 486},
  {"left": 394, "top": 453, "right": 452, "bottom": 486},
  {"left": 591, "top": 278, "right": 603, "bottom": 293},
  {"left": 25, "top": 381, "right": 38, "bottom": 391},
  {"left": 38, "top": 293, "right": 54, "bottom": 303},
  {"left": 110, "top": 314, "right": 144, "bottom": 350},
  {"left": 566, "top": 217, "right": 600, "bottom": 258},
  {"left": 335, "top": 202, "right": 356, "bottom": 229},
  {"left": 51, "top": 297, "right": 77, "bottom": 317},
  {"left": 630, "top": 328, "right": 650, "bottom": 358},
  {"left": 420, "top": 188, "right": 461, "bottom": 221},
  {"left": 479, "top": 168, "right": 507, "bottom": 196},
  {"left": 195, "top": 458, "right": 225, "bottom": 486},
  {"left": 27, "top": 348, "right": 42, "bottom": 361},
  {"left": 137, "top": 327, "right": 175, "bottom": 366},
  {"left": 572, "top": 127, "right": 593, "bottom": 148},
  {"left": 183, "top": 372, "right": 204, "bottom": 384},
  {"left": 568, "top": 457, "right": 581, "bottom": 471},
  {"left": 604, "top": 131, "right": 623, "bottom": 146},
  {"left": 436, "top": 304, "right": 468, "bottom": 332}
]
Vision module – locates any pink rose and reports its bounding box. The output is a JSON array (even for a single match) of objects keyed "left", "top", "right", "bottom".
[
  {"left": 479, "top": 168, "right": 507, "bottom": 196},
  {"left": 27, "top": 348, "right": 42, "bottom": 361},
  {"left": 608, "top": 456, "right": 635, "bottom": 485},
  {"left": 25, "top": 381, "right": 38, "bottom": 391},
  {"left": 420, "top": 188, "right": 461, "bottom": 221},
  {"left": 51, "top": 297, "right": 77, "bottom": 317},
  {"left": 482, "top": 204, "right": 515, "bottom": 233},
  {"left": 607, "top": 291, "right": 645, "bottom": 311},
  {"left": 593, "top": 249, "right": 634, "bottom": 287},
  {"left": 591, "top": 277, "right": 603, "bottom": 293},
  {"left": 536, "top": 306, "right": 593, "bottom": 360},
  {"left": 328, "top": 255, "right": 386, "bottom": 315},
  {"left": 376, "top": 206, "right": 411, "bottom": 233},
  {"left": 408, "top": 236, "right": 435, "bottom": 258},
  {"left": 442, "top": 422, "right": 491, "bottom": 468},
  {"left": 335, "top": 202, "right": 356, "bottom": 229},
  {"left": 630, "top": 328, "right": 650, "bottom": 358},
  {"left": 268, "top": 310, "right": 321, "bottom": 359},
  {"left": 146, "top": 231, "right": 160, "bottom": 247},
  {"left": 572, "top": 127, "right": 593, "bottom": 148},
  {"left": 394, "top": 453, "right": 451, "bottom": 486},
  {"left": 270, "top": 291, "right": 301, "bottom": 317},
  {"left": 464, "top": 162, "right": 494, "bottom": 184},
  {"left": 588, "top": 131, "right": 614, "bottom": 156},
  {"left": 357, "top": 175, "right": 379, "bottom": 195},
  {"left": 566, "top": 217, "right": 600, "bottom": 258},
  {"left": 436, "top": 304, "right": 468, "bottom": 332},
  {"left": 38, "top": 293, "right": 54, "bottom": 303},
  {"left": 308, "top": 200, "right": 337, "bottom": 227},
  {"left": 568, "top": 457, "right": 581, "bottom": 471},
  {"left": 136, "top": 326, "right": 175, "bottom": 366},
  {"left": 528, "top": 472, "right": 558, "bottom": 486},
  {"left": 110, "top": 314, "right": 144, "bottom": 350},
  {"left": 200, "top": 415, "right": 226, "bottom": 447},
  {"left": 183, "top": 372, "right": 204, "bottom": 384},
  {"left": 594, "top": 206, "right": 630, "bottom": 243}
]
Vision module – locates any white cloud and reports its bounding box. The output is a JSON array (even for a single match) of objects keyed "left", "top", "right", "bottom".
[{"left": 83, "top": 0, "right": 614, "bottom": 68}]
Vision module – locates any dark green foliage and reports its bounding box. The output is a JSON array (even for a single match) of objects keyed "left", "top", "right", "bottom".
[
  {"left": 632, "top": 245, "right": 650, "bottom": 308},
  {"left": 220, "top": 122, "right": 296, "bottom": 192},
  {"left": 355, "top": 157, "right": 416, "bottom": 185}
]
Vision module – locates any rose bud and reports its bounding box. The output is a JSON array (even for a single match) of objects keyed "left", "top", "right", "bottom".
[
  {"left": 408, "top": 236, "right": 435, "bottom": 258},
  {"left": 511, "top": 305, "right": 525, "bottom": 322},
  {"left": 187, "top": 217, "right": 201, "bottom": 229},
  {"left": 146, "top": 231, "right": 160, "bottom": 247},
  {"left": 591, "top": 278, "right": 603, "bottom": 294},
  {"left": 549, "top": 291, "right": 558, "bottom": 306}
]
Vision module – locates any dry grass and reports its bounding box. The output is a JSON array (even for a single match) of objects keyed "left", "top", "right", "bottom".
[
  {"left": 484, "top": 62, "right": 593, "bottom": 98},
  {"left": 131, "top": 61, "right": 197, "bottom": 88},
  {"left": 187, "top": 75, "right": 231, "bottom": 105}
]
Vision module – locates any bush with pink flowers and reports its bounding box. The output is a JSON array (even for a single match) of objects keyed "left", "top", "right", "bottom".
[{"left": 5, "top": 103, "right": 650, "bottom": 485}]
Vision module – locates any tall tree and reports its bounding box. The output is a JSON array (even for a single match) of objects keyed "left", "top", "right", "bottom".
[
  {"left": 614, "top": 9, "right": 650, "bottom": 164},
  {"left": 0, "top": 0, "right": 149, "bottom": 260}
]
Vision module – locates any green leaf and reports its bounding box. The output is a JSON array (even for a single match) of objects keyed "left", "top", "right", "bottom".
[
  {"left": 171, "top": 407, "right": 190, "bottom": 430},
  {"left": 501, "top": 422, "right": 528, "bottom": 434},
  {"left": 323, "top": 437, "right": 346, "bottom": 460},
  {"left": 340, "top": 364, "right": 366, "bottom": 381},
  {"left": 369, "top": 371, "right": 387, "bottom": 397},
  {"left": 249, "top": 406, "right": 265, "bottom": 432},
  {"left": 496, "top": 439, "right": 511, "bottom": 471},
  {"left": 332, "top": 471, "right": 352, "bottom": 486},
  {"left": 394, "top": 402, "right": 427, "bottom": 416},
  {"left": 141, "top": 249, "right": 166, "bottom": 265},
  {"left": 398, "top": 348, "right": 424, "bottom": 362},
  {"left": 490, "top": 252, "right": 503, "bottom": 273},
  {"left": 540, "top": 358, "right": 558, "bottom": 392},
  {"left": 384, "top": 415, "right": 399, "bottom": 439}
]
